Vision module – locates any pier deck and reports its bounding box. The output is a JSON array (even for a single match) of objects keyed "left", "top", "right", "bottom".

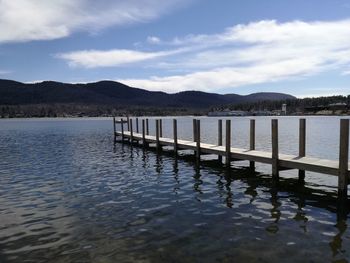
[
  {"left": 116, "top": 130, "right": 347, "bottom": 177},
  {"left": 113, "top": 117, "right": 349, "bottom": 202}
]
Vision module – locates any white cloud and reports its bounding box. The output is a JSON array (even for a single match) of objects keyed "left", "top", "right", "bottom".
[
  {"left": 57, "top": 48, "right": 186, "bottom": 68},
  {"left": 147, "top": 36, "right": 161, "bottom": 44},
  {"left": 161, "top": 19, "right": 350, "bottom": 48},
  {"left": 342, "top": 70, "right": 350, "bottom": 75},
  {"left": 54, "top": 18, "right": 350, "bottom": 93},
  {"left": 0, "top": 0, "right": 188, "bottom": 43},
  {"left": 120, "top": 58, "right": 324, "bottom": 93},
  {"left": 118, "top": 19, "right": 350, "bottom": 92},
  {"left": 295, "top": 87, "right": 350, "bottom": 98}
]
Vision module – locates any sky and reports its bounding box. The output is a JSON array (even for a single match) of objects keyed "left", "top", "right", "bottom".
[{"left": 0, "top": 0, "right": 350, "bottom": 97}]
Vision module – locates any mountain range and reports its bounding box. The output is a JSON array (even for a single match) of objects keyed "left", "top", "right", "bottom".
[{"left": 0, "top": 79, "right": 295, "bottom": 109}]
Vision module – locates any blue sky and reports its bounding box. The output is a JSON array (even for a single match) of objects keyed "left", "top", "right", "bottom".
[{"left": 0, "top": 0, "right": 350, "bottom": 97}]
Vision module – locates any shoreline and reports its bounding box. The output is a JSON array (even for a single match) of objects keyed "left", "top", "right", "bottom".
[{"left": 1, "top": 114, "right": 349, "bottom": 120}]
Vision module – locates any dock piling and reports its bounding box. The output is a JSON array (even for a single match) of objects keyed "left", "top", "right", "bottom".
[
  {"left": 159, "top": 119, "right": 163, "bottom": 137},
  {"left": 173, "top": 119, "right": 178, "bottom": 154},
  {"left": 250, "top": 119, "right": 255, "bottom": 169},
  {"left": 338, "top": 119, "right": 349, "bottom": 201},
  {"left": 218, "top": 119, "right": 223, "bottom": 162},
  {"left": 130, "top": 118, "right": 133, "bottom": 145},
  {"left": 272, "top": 119, "right": 279, "bottom": 180},
  {"left": 225, "top": 119, "right": 231, "bottom": 167},
  {"left": 196, "top": 119, "right": 201, "bottom": 160},
  {"left": 193, "top": 119, "right": 197, "bottom": 142},
  {"left": 113, "top": 117, "right": 116, "bottom": 144},
  {"left": 136, "top": 118, "right": 139, "bottom": 133},
  {"left": 127, "top": 116, "right": 130, "bottom": 131},
  {"left": 142, "top": 119, "right": 146, "bottom": 147},
  {"left": 298, "top": 119, "right": 306, "bottom": 182},
  {"left": 121, "top": 118, "right": 125, "bottom": 142},
  {"left": 156, "top": 119, "right": 160, "bottom": 151},
  {"left": 146, "top": 118, "right": 149, "bottom": 135}
]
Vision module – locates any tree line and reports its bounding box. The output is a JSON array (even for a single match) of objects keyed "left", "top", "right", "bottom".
[
  {"left": 218, "top": 95, "right": 350, "bottom": 113},
  {"left": 0, "top": 104, "right": 198, "bottom": 118},
  {"left": 1, "top": 95, "right": 349, "bottom": 118}
]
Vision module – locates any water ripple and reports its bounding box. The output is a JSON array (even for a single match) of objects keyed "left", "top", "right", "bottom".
[{"left": 0, "top": 118, "right": 349, "bottom": 262}]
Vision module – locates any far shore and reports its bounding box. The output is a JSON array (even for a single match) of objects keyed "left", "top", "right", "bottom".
[{"left": 1, "top": 113, "right": 349, "bottom": 120}]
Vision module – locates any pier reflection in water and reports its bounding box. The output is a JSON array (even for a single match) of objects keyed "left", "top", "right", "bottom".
[
  {"left": 0, "top": 118, "right": 349, "bottom": 262},
  {"left": 129, "top": 143, "right": 349, "bottom": 262}
]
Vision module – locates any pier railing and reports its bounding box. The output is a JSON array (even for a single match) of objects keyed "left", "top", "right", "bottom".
[{"left": 113, "top": 117, "right": 349, "bottom": 201}]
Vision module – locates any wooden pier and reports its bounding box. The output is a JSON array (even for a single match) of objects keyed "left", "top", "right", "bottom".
[{"left": 113, "top": 117, "right": 349, "bottom": 202}]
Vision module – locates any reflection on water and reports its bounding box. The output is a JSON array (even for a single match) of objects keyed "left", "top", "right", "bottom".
[{"left": 0, "top": 117, "right": 349, "bottom": 262}]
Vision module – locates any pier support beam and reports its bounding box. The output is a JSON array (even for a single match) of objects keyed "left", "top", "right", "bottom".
[
  {"left": 193, "top": 119, "right": 197, "bottom": 142},
  {"left": 226, "top": 119, "right": 231, "bottom": 167},
  {"left": 173, "top": 119, "right": 178, "bottom": 155},
  {"left": 298, "top": 119, "right": 306, "bottom": 183},
  {"left": 218, "top": 119, "right": 223, "bottom": 163},
  {"left": 127, "top": 116, "right": 130, "bottom": 131},
  {"left": 159, "top": 119, "right": 163, "bottom": 137},
  {"left": 113, "top": 117, "right": 116, "bottom": 144},
  {"left": 142, "top": 119, "right": 146, "bottom": 147},
  {"left": 196, "top": 119, "right": 201, "bottom": 161},
  {"left": 338, "top": 119, "right": 349, "bottom": 202},
  {"left": 136, "top": 118, "right": 139, "bottom": 133},
  {"left": 250, "top": 119, "right": 255, "bottom": 170},
  {"left": 130, "top": 118, "right": 133, "bottom": 145},
  {"left": 272, "top": 119, "right": 279, "bottom": 180},
  {"left": 146, "top": 118, "right": 149, "bottom": 135},
  {"left": 121, "top": 118, "right": 125, "bottom": 142},
  {"left": 156, "top": 119, "right": 160, "bottom": 151}
]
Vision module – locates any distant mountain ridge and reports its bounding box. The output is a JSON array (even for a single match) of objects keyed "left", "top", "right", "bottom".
[{"left": 0, "top": 79, "right": 295, "bottom": 108}]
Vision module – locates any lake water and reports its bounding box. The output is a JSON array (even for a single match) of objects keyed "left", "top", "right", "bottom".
[{"left": 0, "top": 116, "right": 349, "bottom": 262}]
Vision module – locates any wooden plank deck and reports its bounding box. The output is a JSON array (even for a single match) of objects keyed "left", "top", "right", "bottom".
[
  {"left": 116, "top": 131, "right": 349, "bottom": 177},
  {"left": 113, "top": 117, "right": 350, "bottom": 209}
]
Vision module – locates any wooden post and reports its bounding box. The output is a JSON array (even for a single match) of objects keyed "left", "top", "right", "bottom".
[
  {"left": 142, "top": 119, "right": 146, "bottom": 147},
  {"left": 298, "top": 119, "right": 306, "bottom": 182},
  {"left": 130, "top": 118, "right": 133, "bottom": 144},
  {"left": 249, "top": 119, "right": 255, "bottom": 169},
  {"left": 113, "top": 117, "right": 116, "bottom": 144},
  {"left": 218, "top": 119, "right": 223, "bottom": 162},
  {"left": 136, "top": 117, "right": 139, "bottom": 133},
  {"left": 173, "top": 119, "right": 178, "bottom": 154},
  {"left": 272, "top": 119, "right": 279, "bottom": 180},
  {"left": 127, "top": 116, "right": 130, "bottom": 131},
  {"left": 226, "top": 119, "right": 231, "bottom": 166},
  {"left": 196, "top": 119, "right": 201, "bottom": 160},
  {"left": 193, "top": 119, "right": 197, "bottom": 142},
  {"left": 121, "top": 118, "right": 125, "bottom": 142},
  {"left": 159, "top": 119, "right": 163, "bottom": 137},
  {"left": 146, "top": 118, "right": 149, "bottom": 135},
  {"left": 156, "top": 119, "right": 160, "bottom": 151},
  {"left": 338, "top": 119, "right": 349, "bottom": 201}
]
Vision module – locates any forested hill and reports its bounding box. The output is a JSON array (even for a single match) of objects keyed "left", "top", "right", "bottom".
[{"left": 0, "top": 79, "right": 295, "bottom": 108}]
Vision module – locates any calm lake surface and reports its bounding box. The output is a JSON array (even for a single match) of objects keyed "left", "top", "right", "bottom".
[{"left": 0, "top": 116, "right": 349, "bottom": 262}]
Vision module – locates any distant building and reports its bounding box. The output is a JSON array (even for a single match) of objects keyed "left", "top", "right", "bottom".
[
  {"left": 328, "top": 102, "right": 347, "bottom": 111},
  {"left": 208, "top": 110, "right": 248, "bottom": 116},
  {"left": 282, "top": 104, "right": 287, "bottom": 115},
  {"left": 251, "top": 110, "right": 272, "bottom": 116},
  {"left": 304, "top": 106, "right": 327, "bottom": 113}
]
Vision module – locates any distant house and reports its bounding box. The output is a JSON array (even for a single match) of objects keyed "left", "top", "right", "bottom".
[
  {"left": 304, "top": 106, "right": 327, "bottom": 113},
  {"left": 251, "top": 110, "right": 272, "bottom": 116},
  {"left": 328, "top": 102, "right": 347, "bottom": 111},
  {"left": 282, "top": 104, "right": 287, "bottom": 115},
  {"left": 208, "top": 109, "right": 248, "bottom": 116}
]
